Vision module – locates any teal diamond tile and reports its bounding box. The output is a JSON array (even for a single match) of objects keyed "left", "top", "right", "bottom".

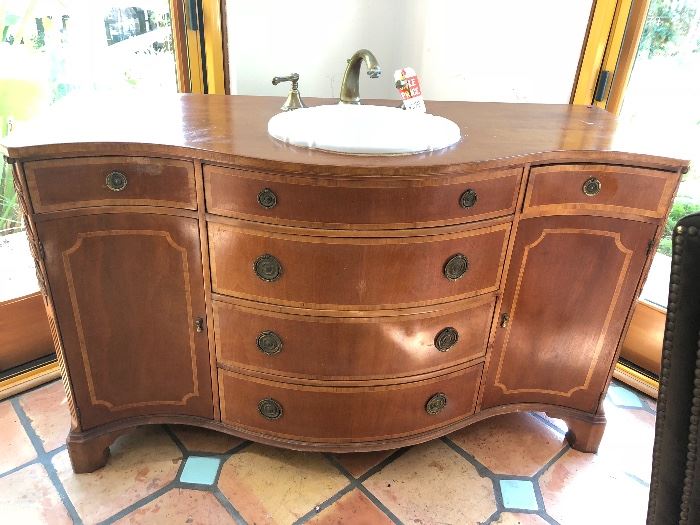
[
  {"left": 179, "top": 456, "right": 221, "bottom": 485},
  {"left": 499, "top": 479, "right": 539, "bottom": 511},
  {"left": 607, "top": 384, "right": 643, "bottom": 408}
]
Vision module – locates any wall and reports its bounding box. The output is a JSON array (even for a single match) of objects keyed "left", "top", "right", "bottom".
[{"left": 226, "top": 0, "right": 593, "bottom": 103}]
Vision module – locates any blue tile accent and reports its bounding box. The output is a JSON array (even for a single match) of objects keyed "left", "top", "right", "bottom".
[
  {"left": 607, "top": 384, "right": 643, "bottom": 408},
  {"left": 499, "top": 479, "right": 539, "bottom": 511},
  {"left": 179, "top": 456, "right": 221, "bottom": 485}
]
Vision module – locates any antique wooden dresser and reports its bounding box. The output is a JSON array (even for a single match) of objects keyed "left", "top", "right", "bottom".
[{"left": 1, "top": 95, "right": 688, "bottom": 472}]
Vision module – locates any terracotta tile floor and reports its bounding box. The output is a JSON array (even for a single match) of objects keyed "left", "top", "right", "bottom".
[{"left": 0, "top": 379, "right": 657, "bottom": 524}]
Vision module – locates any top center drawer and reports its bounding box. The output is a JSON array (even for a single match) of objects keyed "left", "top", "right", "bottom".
[{"left": 204, "top": 165, "right": 521, "bottom": 229}]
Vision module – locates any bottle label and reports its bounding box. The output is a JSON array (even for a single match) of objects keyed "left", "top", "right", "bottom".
[{"left": 394, "top": 67, "right": 426, "bottom": 112}]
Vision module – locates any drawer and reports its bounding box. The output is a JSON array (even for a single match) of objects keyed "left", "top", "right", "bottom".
[
  {"left": 204, "top": 164, "right": 521, "bottom": 228},
  {"left": 25, "top": 156, "right": 196, "bottom": 213},
  {"left": 218, "top": 363, "right": 482, "bottom": 442},
  {"left": 214, "top": 294, "right": 495, "bottom": 380},
  {"left": 209, "top": 222, "right": 510, "bottom": 309},
  {"left": 524, "top": 164, "right": 678, "bottom": 218}
]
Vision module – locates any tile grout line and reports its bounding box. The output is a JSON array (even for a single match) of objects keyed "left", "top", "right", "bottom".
[
  {"left": 291, "top": 481, "right": 357, "bottom": 525},
  {"left": 162, "top": 425, "right": 190, "bottom": 457},
  {"left": 530, "top": 444, "right": 570, "bottom": 525},
  {"left": 442, "top": 438, "right": 509, "bottom": 516},
  {"left": 162, "top": 425, "right": 253, "bottom": 523},
  {"left": 98, "top": 481, "right": 177, "bottom": 525},
  {"left": 443, "top": 434, "right": 564, "bottom": 523},
  {"left": 323, "top": 452, "right": 404, "bottom": 525},
  {"left": 481, "top": 509, "right": 504, "bottom": 525},
  {"left": 211, "top": 487, "right": 249, "bottom": 525},
  {"left": 96, "top": 438, "right": 200, "bottom": 524},
  {"left": 531, "top": 412, "right": 567, "bottom": 437},
  {"left": 625, "top": 471, "right": 651, "bottom": 488},
  {"left": 10, "top": 397, "right": 83, "bottom": 524},
  {"left": 532, "top": 444, "right": 571, "bottom": 480},
  {"left": 0, "top": 457, "right": 41, "bottom": 479}
]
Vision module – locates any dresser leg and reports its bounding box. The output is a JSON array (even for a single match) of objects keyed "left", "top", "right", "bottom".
[
  {"left": 66, "top": 433, "right": 118, "bottom": 473},
  {"left": 562, "top": 414, "right": 607, "bottom": 453}
]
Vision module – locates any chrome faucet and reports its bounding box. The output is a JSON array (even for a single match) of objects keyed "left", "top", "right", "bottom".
[{"left": 339, "top": 49, "right": 381, "bottom": 104}]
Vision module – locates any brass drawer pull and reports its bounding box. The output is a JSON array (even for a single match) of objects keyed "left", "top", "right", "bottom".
[
  {"left": 434, "top": 327, "right": 459, "bottom": 352},
  {"left": 258, "top": 398, "right": 283, "bottom": 420},
  {"left": 425, "top": 393, "right": 448, "bottom": 415},
  {"left": 459, "top": 188, "right": 478, "bottom": 209},
  {"left": 582, "top": 177, "right": 602, "bottom": 197},
  {"left": 443, "top": 253, "right": 469, "bottom": 281},
  {"left": 257, "top": 188, "right": 278, "bottom": 209},
  {"left": 254, "top": 254, "right": 283, "bottom": 282},
  {"left": 105, "top": 171, "right": 127, "bottom": 191},
  {"left": 257, "top": 330, "right": 283, "bottom": 355}
]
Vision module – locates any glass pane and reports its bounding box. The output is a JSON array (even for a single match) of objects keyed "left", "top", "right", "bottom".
[
  {"left": 1, "top": 0, "right": 179, "bottom": 302},
  {"left": 227, "top": 0, "right": 593, "bottom": 103},
  {"left": 620, "top": 0, "right": 700, "bottom": 308}
]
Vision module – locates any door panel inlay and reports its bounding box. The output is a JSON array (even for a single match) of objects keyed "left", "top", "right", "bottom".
[
  {"left": 62, "top": 230, "right": 198, "bottom": 410},
  {"left": 493, "top": 229, "right": 632, "bottom": 396}
]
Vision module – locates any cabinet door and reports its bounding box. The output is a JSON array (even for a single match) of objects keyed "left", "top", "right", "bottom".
[
  {"left": 481, "top": 215, "right": 656, "bottom": 413},
  {"left": 38, "top": 213, "right": 212, "bottom": 429}
]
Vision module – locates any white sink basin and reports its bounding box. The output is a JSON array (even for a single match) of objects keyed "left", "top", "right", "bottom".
[{"left": 267, "top": 104, "right": 461, "bottom": 155}]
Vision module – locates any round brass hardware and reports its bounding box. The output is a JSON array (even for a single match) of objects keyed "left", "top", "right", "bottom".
[
  {"left": 582, "top": 177, "right": 602, "bottom": 197},
  {"left": 459, "top": 189, "right": 478, "bottom": 209},
  {"left": 254, "top": 254, "right": 283, "bottom": 282},
  {"left": 443, "top": 253, "right": 469, "bottom": 281},
  {"left": 106, "top": 171, "right": 127, "bottom": 192},
  {"left": 258, "top": 188, "right": 278, "bottom": 209},
  {"left": 258, "top": 398, "right": 283, "bottom": 420},
  {"left": 425, "top": 393, "right": 448, "bottom": 415},
  {"left": 257, "top": 330, "right": 283, "bottom": 355},
  {"left": 434, "top": 327, "right": 459, "bottom": 352}
]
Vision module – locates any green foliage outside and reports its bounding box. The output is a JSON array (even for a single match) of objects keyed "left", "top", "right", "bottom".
[
  {"left": 638, "top": 0, "right": 700, "bottom": 57},
  {"left": 0, "top": 158, "right": 21, "bottom": 234},
  {"left": 658, "top": 198, "right": 700, "bottom": 256},
  {"left": 1, "top": 4, "right": 175, "bottom": 236}
]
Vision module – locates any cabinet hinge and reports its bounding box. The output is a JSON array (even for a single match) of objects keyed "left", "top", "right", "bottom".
[{"left": 646, "top": 239, "right": 655, "bottom": 257}]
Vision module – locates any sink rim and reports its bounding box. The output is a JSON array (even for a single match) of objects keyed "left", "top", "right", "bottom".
[{"left": 267, "top": 103, "right": 462, "bottom": 156}]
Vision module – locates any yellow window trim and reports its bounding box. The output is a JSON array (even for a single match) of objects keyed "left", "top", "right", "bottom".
[
  {"left": 170, "top": 0, "right": 224, "bottom": 94},
  {"left": 202, "top": 0, "right": 226, "bottom": 94},
  {"left": 606, "top": 0, "right": 653, "bottom": 114},
  {"left": 571, "top": 0, "right": 636, "bottom": 108}
]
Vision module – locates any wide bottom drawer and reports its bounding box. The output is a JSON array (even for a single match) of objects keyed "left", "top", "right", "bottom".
[{"left": 218, "top": 363, "right": 483, "bottom": 443}]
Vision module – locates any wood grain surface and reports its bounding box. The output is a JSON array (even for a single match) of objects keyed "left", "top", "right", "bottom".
[
  {"left": 218, "top": 363, "right": 482, "bottom": 443},
  {"left": 2, "top": 95, "right": 690, "bottom": 173},
  {"left": 213, "top": 294, "right": 495, "bottom": 381},
  {"left": 4, "top": 94, "right": 687, "bottom": 470},
  {"left": 25, "top": 156, "right": 196, "bottom": 213},
  {"left": 36, "top": 213, "right": 213, "bottom": 430}
]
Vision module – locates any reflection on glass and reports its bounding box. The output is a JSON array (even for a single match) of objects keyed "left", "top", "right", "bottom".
[
  {"left": 0, "top": 1, "right": 178, "bottom": 301},
  {"left": 625, "top": 0, "right": 700, "bottom": 307}
]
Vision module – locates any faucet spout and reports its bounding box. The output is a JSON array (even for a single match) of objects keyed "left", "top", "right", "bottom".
[{"left": 339, "top": 49, "right": 381, "bottom": 104}]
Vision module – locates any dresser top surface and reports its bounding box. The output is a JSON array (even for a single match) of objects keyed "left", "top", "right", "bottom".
[{"left": 1, "top": 94, "right": 689, "bottom": 173}]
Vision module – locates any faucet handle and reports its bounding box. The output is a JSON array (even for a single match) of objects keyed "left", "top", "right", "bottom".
[
  {"left": 272, "top": 73, "right": 300, "bottom": 89},
  {"left": 271, "top": 73, "right": 306, "bottom": 111}
]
